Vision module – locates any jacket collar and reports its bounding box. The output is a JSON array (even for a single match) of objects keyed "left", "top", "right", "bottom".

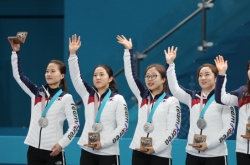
[
  {"left": 148, "top": 90, "right": 165, "bottom": 100},
  {"left": 42, "top": 84, "right": 63, "bottom": 98},
  {"left": 93, "top": 87, "right": 113, "bottom": 99},
  {"left": 198, "top": 89, "right": 215, "bottom": 100}
]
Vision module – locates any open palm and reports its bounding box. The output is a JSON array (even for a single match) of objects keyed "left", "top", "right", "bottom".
[
  {"left": 214, "top": 55, "right": 228, "bottom": 75},
  {"left": 69, "top": 34, "right": 81, "bottom": 54},
  {"left": 117, "top": 35, "right": 132, "bottom": 50},
  {"left": 164, "top": 46, "right": 178, "bottom": 64}
]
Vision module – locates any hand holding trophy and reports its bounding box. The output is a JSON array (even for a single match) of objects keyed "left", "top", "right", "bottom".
[
  {"left": 188, "top": 118, "right": 207, "bottom": 147},
  {"left": 241, "top": 116, "right": 250, "bottom": 140},
  {"left": 8, "top": 32, "right": 28, "bottom": 44},
  {"left": 84, "top": 123, "right": 102, "bottom": 149}
]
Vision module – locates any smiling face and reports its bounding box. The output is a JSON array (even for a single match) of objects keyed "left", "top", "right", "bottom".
[
  {"left": 145, "top": 67, "right": 166, "bottom": 96},
  {"left": 93, "top": 67, "right": 112, "bottom": 91},
  {"left": 198, "top": 67, "right": 216, "bottom": 93},
  {"left": 45, "top": 63, "right": 64, "bottom": 88}
]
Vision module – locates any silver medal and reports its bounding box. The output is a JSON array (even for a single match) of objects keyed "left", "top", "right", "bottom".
[
  {"left": 92, "top": 123, "right": 103, "bottom": 133},
  {"left": 248, "top": 116, "right": 250, "bottom": 124},
  {"left": 197, "top": 118, "right": 206, "bottom": 130},
  {"left": 38, "top": 117, "right": 48, "bottom": 128},
  {"left": 143, "top": 122, "right": 154, "bottom": 134}
]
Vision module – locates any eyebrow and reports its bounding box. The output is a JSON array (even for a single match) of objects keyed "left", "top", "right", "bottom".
[
  {"left": 199, "top": 72, "right": 211, "bottom": 74},
  {"left": 146, "top": 73, "right": 158, "bottom": 75},
  {"left": 94, "top": 72, "right": 105, "bottom": 74}
]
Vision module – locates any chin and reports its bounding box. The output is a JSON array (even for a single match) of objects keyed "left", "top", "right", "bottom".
[
  {"left": 95, "top": 85, "right": 103, "bottom": 89},
  {"left": 47, "top": 82, "right": 54, "bottom": 85},
  {"left": 146, "top": 86, "right": 152, "bottom": 90},
  {"left": 148, "top": 87, "right": 155, "bottom": 91},
  {"left": 47, "top": 82, "right": 58, "bottom": 86}
]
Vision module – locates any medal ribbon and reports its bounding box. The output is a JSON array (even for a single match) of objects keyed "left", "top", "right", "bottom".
[
  {"left": 41, "top": 89, "right": 62, "bottom": 117},
  {"left": 95, "top": 89, "right": 111, "bottom": 123},
  {"left": 41, "top": 93, "right": 45, "bottom": 113},
  {"left": 147, "top": 92, "right": 166, "bottom": 122},
  {"left": 199, "top": 94, "right": 214, "bottom": 119}
]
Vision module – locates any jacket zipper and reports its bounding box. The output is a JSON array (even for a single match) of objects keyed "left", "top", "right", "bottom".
[
  {"left": 247, "top": 140, "right": 249, "bottom": 154},
  {"left": 147, "top": 97, "right": 155, "bottom": 138},
  {"left": 38, "top": 127, "right": 42, "bottom": 148},
  {"left": 38, "top": 100, "right": 49, "bottom": 149}
]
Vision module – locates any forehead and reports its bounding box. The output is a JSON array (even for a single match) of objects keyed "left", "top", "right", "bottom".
[
  {"left": 146, "top": 67, "right": 159, "bottom": 74},
  {"left": 47, "top": 63, "right": 59, "bottom": 69},
  {"left": 199, "top": 67, "right": 212, "bottom": 73},
  {"left": 94, "top": 67, "right": 107, "bottom": 73}
]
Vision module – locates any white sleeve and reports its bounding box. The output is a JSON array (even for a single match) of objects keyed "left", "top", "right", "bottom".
[
  {"left": 206, "top": 105, "right": 236, "bottom": 149},
  {"left": 166, "top": 63, "right": 192, "bottom": 107},
  {"left": 100, "top": 95, "right": 129, "bottom": 148},
  {"left": 153, "top": 97, "right": 181, "bottom": 153},
  {"left": 11, "top": 51, "right": 38, "bottom": 98},
  {"left": 68, "top": 54, "right": 92, "bottom": 101},
  {"left": 123, "top": 49, "right": 146, "bottom": 99},
  {"left": 215, "top": 75, "right": 239, "bottom": 107},
  {"left": 58, "top": 94, "right": 80, "bottom": 148}
]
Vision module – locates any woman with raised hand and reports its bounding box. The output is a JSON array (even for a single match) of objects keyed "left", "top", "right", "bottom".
[
  {"left": 68, "top": 34, "right": 128, "bottom": 165},
  {"left": 215, "top": 55, "right": 250, "bottom": 165},
  {"left": 9, "top": 40, "right": 79, "bottom": 165},
  {"left": 165, "top": 47, "right": 235, "bottom": 165},
  {"left": 117, "top": 35, "right": 181, "bottom": 165}
]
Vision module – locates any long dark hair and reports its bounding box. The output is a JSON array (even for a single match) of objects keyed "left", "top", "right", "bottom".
[
  {"left": 145, "top": 64, "right": 168, "bottom": 93},
  {"left": 49, "top": 60, "right": 67, "bottom": 92},
  {"left": 93, "top": 64, "right": 118, "bottom": 93},
  {"left": 242, "top": 61, "right": 250, "bottom": 96},
  {"left": 245, "top": 61, "right": 250, "bottom": 95},
  {"left": 241, "top": 61, "right": 250, "bottom": 110}
]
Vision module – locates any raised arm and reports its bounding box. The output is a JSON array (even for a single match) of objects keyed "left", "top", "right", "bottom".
[
  {"left": 9, "top": 40, "right": 38, "bottom": 98},
  {"left": 68, "top": 34, "right": 93, "bottom": 101},
  {"left": 117, "top": 35, "right": 146, "bottom": 99},
  {"left": 165, "top": 46, "right": 193, "bottom": 107},
  {"left": 215, "top": 55, "right": 239, "bottom": 106}
]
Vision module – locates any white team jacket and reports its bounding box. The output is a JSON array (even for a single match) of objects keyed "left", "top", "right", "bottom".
[
  {"left": 124, "top": 49, "right": 181, "bottom": 158},
  {"left": 167, "top": 63, "right": 235, "bottom": 157},
  {"left": 68, "top": 54, "right": 129, "bottom": 156},
  {"left": 11, "top": 51, "right": 79, "bottom": 151},
  {"left": 216, "top": 74, "right": 250, "bottom": 154}
]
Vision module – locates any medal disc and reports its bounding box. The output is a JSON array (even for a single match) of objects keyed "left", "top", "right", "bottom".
[
  {"left": 38, "top": 117, "right": 48, "bottom": 128},
  {"left": 143, "top": 122, "right": 154, "bottom": 134},
  {"left": 92, "top": 123, "right": 103, "bottom": 132},
  {"left": 197, "top": 118, "right": 206, "bottom": 130}
]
